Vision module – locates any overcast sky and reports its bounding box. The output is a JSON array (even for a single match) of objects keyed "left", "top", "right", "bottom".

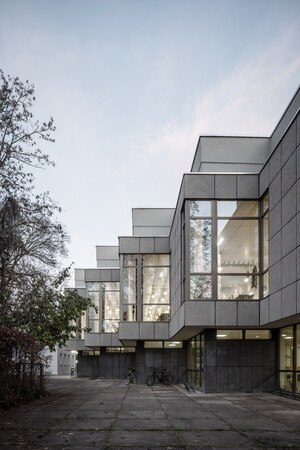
[{"left": 1, "top": 0, "right": 300, "bottom": 278}]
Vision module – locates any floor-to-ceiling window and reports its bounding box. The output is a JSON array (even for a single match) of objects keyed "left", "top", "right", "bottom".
[
  {"left": 121, "top": 254, "right": 170, "bottom": 322},
  {"left": 87, "top": 282, "right": 120, "bottom": 333},
  {"left": 187, "top": 333, "right": 203, "bottom": 387},
  {"left": 279, "top": 324, "right": 300, "bottom": 395},
  {"left": 188, "top": 199, "right": 264, "bottom": 300}
]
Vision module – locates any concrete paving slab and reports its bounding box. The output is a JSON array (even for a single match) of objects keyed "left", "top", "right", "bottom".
[{"left": 0, "top": 376, "right": 300, "bottom": 448}]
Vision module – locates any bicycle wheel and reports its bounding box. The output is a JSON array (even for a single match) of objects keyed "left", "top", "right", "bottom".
[
  {"left": 162, "top": 374, "right": 174, "bottom": 386},
  {"left": 147, "top": 375, "right": 155, "bottom": 386},
  {"left": 125, "top": 375, "right": 132, "bottom": 385}
]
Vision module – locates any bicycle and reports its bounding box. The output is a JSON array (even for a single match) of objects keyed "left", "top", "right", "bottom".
[
  {"left": 146, "top": 367, "right": 174, "bottom": 386},
  {"left": 125, "top": 367, "right": 136, "bottom": 385}
]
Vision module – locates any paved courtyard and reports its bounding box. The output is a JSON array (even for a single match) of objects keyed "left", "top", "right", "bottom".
[{"left": 0, "top": 376, "right": 300, "bottom": 449}]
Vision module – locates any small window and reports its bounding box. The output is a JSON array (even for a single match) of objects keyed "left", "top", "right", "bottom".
[
  {"left": 216, "top": 330, "right": 243, "bottom": 339},
  {"left": 245, "top": 330, "right": 271, "bottom": 339},
  {"left": 106, "top": 347, "right": 135, "bottom": 353},
  {"left": 164, "top": 341, "right": 183, "bottom": 348},
  {"left": 144, "top": 341, "right": 163, "bottom": 348}
]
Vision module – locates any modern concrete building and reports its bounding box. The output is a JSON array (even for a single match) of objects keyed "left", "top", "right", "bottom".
[{"left": 67, "top": 87, "right": 300, "bottom": 394}]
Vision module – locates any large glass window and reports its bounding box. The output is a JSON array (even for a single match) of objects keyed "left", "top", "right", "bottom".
[
  {"left": 122, "top": 254, "right": 170, "bottom": 322},
  {"left": 102, "top": 282, "right": 120, "bottom": 333},
  {"left": 188, "top": 200, "right": 263, "bottom": 300},
  {"left": 189, "top": 202, "right": 212, "bottom": 299},
  {"left": 87, "top": 282, "right": 100, "bottom": 332},
  {"left": 261, "top": 193, "right": 269, "bottom": 297},
  {"left": 279, "top": 326, "right": 294, "bottom": 392},
  {"left": 122, "top": 255, "right": 137, "bottom": 321},
  {"left": 142, "top": 254, "right": 170, "bottom": 321}
]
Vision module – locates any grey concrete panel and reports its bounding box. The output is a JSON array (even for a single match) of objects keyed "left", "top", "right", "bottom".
[
  {"left": 263, "top": 341, "right": 276, "bottom": 366},
  {"left": 215, "top": 175, "right": 237, "bottom": 198},
  {"left": 133, "top": 226, "right": 171, "bottom": 237},
  {"left": 297, "top": 114, "right": 300, "bottom": 146},
  {"left": 297, "top": 245, "right": 300, "bottom": 280},
  {"left": 269, "top": 231, "right": 282, "bottom": 266},
  {"left": 119, "top": 237, "right": 140, "bottom": 254},
  {"left": 96, "top": 246, "right": 119, "bottom": 261},
  {"left": 297, "top": 280, "right": 300, "bottom": 313},
  {"left": 217, "top": 366, "right": 228, "bottom": 392},
  {"left": 216, "top": 341, "right": 229, "bottom": 366},
  {"left": 97, "top": 259, "right": 120, "bottom": 268},
  {"left": 84, "top": 269, "right": 101, "bottom": 282},
  {"left": 184, "top": 301, "right": 215, "bottom": 326},
  {"left": 269, "top": 202, "right": 281, "bottom": 238},
  {"left": 259, "top": 164, "right": 269, "bottom": 196},
  {"left": 201, "top": 162, "right": 263, "bottom": 173},
  {"left": 282, "top": 152, "right": 296, "bottom": 197},
  {"left": 281, "top": 282, "right": 297, "bottom": 317},
  {"left": 297, "top": 213, "right": 300, "bottom": 247},
  {"left": 74, "top": 287, "right": 86, "bottom": 298},
  {"left": 139, "top": 237, "right": 155, "bottom": 253},
  {"left": 237, "top": 175, "right": 259, "bottom": 198},
  {"left": 132, "top": 208, "right": 174, "bottom": 227},
  {"left": 118, "top": 322, "right": 140, "bottom": 340},
  {"left": 100, "top": 269, "right": 112, "bottom": 282},
  {"left": 240, "top": 366, "right": 252, "bottom": 392},
  {"left": 297, "top": 179, "right": 300, "bottom": 213},
  {"left": 196, "top": 136, "right": 270, "bottom": 166},
  {"left": 111, "top": 269, "right": 120, "bottom": 282},
  {"left": 154, "top": 322, "right": 169, "bottom": 340},
  {"left": 282, "top": 249, "right": 297, "bottom": 287},
  {"left": 252, "top": 366, "right": 264, "bottom": 392},
  {"left": 297, "top": 145, "right": 300, "bottom": 180},
  {"left": 240, "top": 341, "right": 252, "bottom": 366},
  {"left": 228, "top": 341, "right": 241, "bottom": 366},
  {"left": 154, "top": 237, "right": 170, "bottom": 253},
  {"left": 237, "top": 301, "right": 259, "bottom": 326},
  {"left": 85, "top": 333, "right": 101, "bottom": 347},
  {"left": 282, "top": 120, "right": 297, "bottom": 165},
  {"left": 269, "top": 291, "right": 282, "bottom": 322},
  {"left": 269, "top": 171, "right": 281, "bottom": 210},
  {"left": 271, "top": 89, "right": 300, "bottom": 152},
  {"left": 215, "top": 301, "right": 237, "bottom": 326},
  {"left": 269, "top": 144, "right": 282, "bottom": 182},
  {"left": 100, "top": 334, "right": 113, "bottom": 347},
  {"left": 139, "top": 322, "right": 155, "bottom": 340},
  {"left": 260, "top": 297, "right": 269, "bottom": 325},
  {"left": 206, "top": 340, "right": 217, "bottom": 367},
  {"left": 204, "top": 367, "right": 217, "bottom": 392},
  {"left": 184, "top": 174, "right": 214, "bottom": 198},
  {"left": 111, "top": 334, "right": 122, "bottom": 346},
  {"left": 269, "top": 261, "right": 282, "bottom": 294},
  {"left": 282, "top": 217, "right": 296, "bottom": 257}
]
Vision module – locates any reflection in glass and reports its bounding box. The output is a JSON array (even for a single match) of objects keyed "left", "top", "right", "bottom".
[
  {"left": 263, "top": 214, "right": 269, "bottom": 271},
  {"left": 190, "top": 275, "right": 211, "bottom": 299},
  {"left": 143, "top": 254, "right": 170, "bottom": 266},
  {"left": 218, "top": 275, "right": 259, "bottom": 300},
  {"left": 102, "top": 289, "right": 119, "bottom": 333},
  {"left": 262, "top": 193, "right": 269, "bottom": 214},
  {"left": 218, "top": 220, "right": 259, "bottom": 274},
  {"left": 218, "top": 201, "right": 258, "bottom": 217},
  {"left": 123, "top": 267, "right": 137, "bottom": 304},
  {"left": 89, "top": 321, "right": 99, "bottom": 332},
  {"left": 190, "top": 201, "right": 211, "bottom": 217},
  {"left": 123, "top": 255, "right": 138, "bottom": 266},
  {"left": 87, "top": 282, "right": 100, "bottom": 291},
  {"left": 142, "top": 267, "right": 169, "bottom": 304},
  {"left": 279, "top": 372, "right": 293, "bottom": 392},
  {"left": 297, "top": 324, "right": 300, "bottom": 370},
  {"left": 216, "top": 330, "right": 243, "bottom": 339},
  {"left": 190, "top": 219, "right": 211, "bottom": 273},
  {"left": 263, "top": 272, "right": 269, "bottom": 298},
  {"left": 143, "top": 304, "right": 170, "bottom": 322}
]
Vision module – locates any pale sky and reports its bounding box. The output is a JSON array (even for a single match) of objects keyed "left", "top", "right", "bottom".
[{"left": 1, "top": 0, "right": 300, "bottom": 278}]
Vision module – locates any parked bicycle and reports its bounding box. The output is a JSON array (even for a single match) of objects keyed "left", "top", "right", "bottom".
[
  {"left": 146, "top": 367, "right": 174, "bottom": 386},
  {"left": 125, "top": 367, "right": 136, "bottom": 385}
]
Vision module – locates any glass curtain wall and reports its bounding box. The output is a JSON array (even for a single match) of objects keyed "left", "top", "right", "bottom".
[
  {"left": 189, "top": 200, "right": 260, "bottom": 300},
  {"left": 87, "top": 282, "right": 120, "bottom": 333},
  {"left": 279, "top": 324, "right": 300, "bottom": 394},
  {"left": 261, "top": 193, "right": 269, "bottom": 297},
  {"left": 122, "top": 254, "right": 170, "bottom": 322},
  {"left": 87, "top": 282, "right": 100, "bottom": 332},
  {"left": 102, "top": 282, "right": 120, "bottom": 332},
  {"left": 142, "top": 255, "right": 170, "bottom": 321},
  {"left": 187, "top": 334, "right": 203, "bottom": 387}
]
